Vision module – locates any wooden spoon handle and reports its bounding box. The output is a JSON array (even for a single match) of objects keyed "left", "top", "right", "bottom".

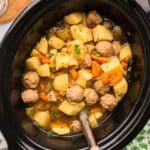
[{"left": 79, "top": 111, "right": 100, "bottom": 150}]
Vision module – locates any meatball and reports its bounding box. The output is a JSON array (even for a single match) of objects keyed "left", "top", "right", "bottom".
[
  {"left": 21, "top": 89, "right": 39, "bottom": 103},
  {"left": 87, "top": 10, "right": 102, "bottom": 28},
  {"left": 82, "top": 54, "right": 92, "bottom": 68},
  {"left": 85, "top": 89, "right": 99, "bottom": 104},
  {"left": 100, "top": 94, "right": 117, "bottom": 111},
  {"left": 112, "top": 41, "right": 121, "bottom": 55},
  {"left": 70, "top": 120, "right": 82, "bottom": 133},
  {"left": 94, "top": 80, "right": 110, "bottom": 95},
  {"left": 66, "top": 85, "right": 83, "bottom": 102},
  {"left": 47, "top": 91, "right": 57, "bottom": 102},
  {"left": 95, "top": 41, "right": 113, "bottom": 56},
  {"left": 22, "top": 71, "right": 40, "bottom": 89}
]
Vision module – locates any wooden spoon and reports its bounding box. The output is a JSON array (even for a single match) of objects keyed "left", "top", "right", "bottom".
[{"left": 80, "top": 111, "right": 100, "bottom": 150}]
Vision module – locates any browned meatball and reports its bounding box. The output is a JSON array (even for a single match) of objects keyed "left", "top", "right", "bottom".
[
  {"left": 21, "top": 89, "right": 39, "bottom": 103},
  {"left": 47, "top": 91, "right": 57, "bottom": 102},
  {"left": 94, "top": 80, "right": 110, "bottom": 95},
  {"left": 70, "top": 120, "right": 82, "bottom": 133},
  {"left": 95, "top": 41, "right": 113, "bottom": 56},
  {"left": 87, "top": 10, "right": 103, "bottom": 28},
  {"left": 85, "top": 89, "right": 99, "bottom": 104},
  {"left": 66, "top": 85, "right": 83, "bottom": 102},
  {"left": 82, "top": 54, "right": 92, "bottom": 68},
  {"left": 100, "top": 94, "right": 117, "bottom": 111},
  {"left": 112, "top": 41, "right": 121, "bottom": 56},
  {"left": 22, "top": 71, "right": 40, "bottom": 88}
]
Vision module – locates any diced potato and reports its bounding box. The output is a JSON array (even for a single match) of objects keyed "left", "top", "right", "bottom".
[
  {"left": 51, "top": 121, "right": 70, "bottom": 135},
  {"left": 48, "top": 36, "right": 65, "bottom": 49},
  {"left": 81, "top": 12, "right": 87, "bottom": 26},
  {"left": 59, "top": 100, "right": 85, "bottom": 115},
  {"left": 113, "top": 78, "right": 128, "bottom": 102},
  {"left": 76, "top": 76, "right": 87, "bottom": 88},
  {"left": 53, "top": 74, "right": 69, "bottom": 91},
  {"left": 49, "top": 49, "right": 58, "bottom": 56},
  {"left": 83, "top": 88, "right": 91, "bottom": 97},
  {"left": 55, "top": 52, "right": 78, "bottom": 70},
  {"left": 93, "top": 25, "right": 113, "bottom": 42},
  {"left": 33, "top": 111, "right": 50, "bottom": 128},
  {"left": 67, "top": 40, "right": 87, "bottom": 60},
  {"left": 36, "top": 63, "right": 51, "bottom": 77},
  {"left": 56, "top": 29, "right": 72, "bottom": 41},
  {"left": 31, "top": 49, "right": 40, "bottom": 57},
  {"left": 36, "top": 37, "right": 48, "bottom": 54},
  {"left": 26, "top": 57, "right": 41, "bottom": 70},
  {"left": 94, "top": 112, "right": 103, "bottom": 120},
  {"left": 71, "top": 24, "right": 93, "bottom": 43},
  {"left": 78, "top": 69, "right": 92, "bottom": 81},
  {"left": 88, "top": 114, "right": 98, "bottom": 128},
  {"left": 119, "top": 44, "right": 132, "bottom": 61},
  {"left": 100, "top": 56, "right": 123, "bottom": 73},
  {"left": 64, "top": 12, "right": 83, "bottom": 25}
]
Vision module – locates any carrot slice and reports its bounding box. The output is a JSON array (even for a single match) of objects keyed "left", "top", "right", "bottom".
[
  {"left": 92, "top": 55, "right": 110, "bottom": 64},
  {"left": 92, "top": 61, "right": 101, "bottom": 77},
  {"left": 110, "top": 71, "right": 123, "bottom": 85},
  {"left": 69, "top": 68, "right": 79, "bottom": 80},
  {"left": 37, "top": 53, "right": 50, "bottom": 64},
  {"left": 90, "top": 106, "right": 102, "bottom": 114},
  {"left": 121, "top": 61, "right": 128, "bottom": 70},
  {"left": 99, "top": 73, "right": 110, "bottom": 84},
  {"left": 39, "top": 92, "right": 48, "bottom": 101}
]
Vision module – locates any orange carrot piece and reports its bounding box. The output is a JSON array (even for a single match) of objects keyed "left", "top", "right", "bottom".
[
  {"left": 121, "top": 61, "right": 128, "bottom": 70},
  {"left": 90, "top": 107, "right": 102, "bottom": 114},
  {"left": 39, "top": 92, "right": 48, "bottom": 101},
  {"left": 69, "top": 68, "right": 79, "bottom": 80},
  {"left": 54, "top": 72, "right": 64, "bottom": 76},
  {"left": 110, "top": 71, "right": 123, "bottom": 85},
  {"left": 99, "top": 73, "right": 110, "bottom": 84},
  {"left": 37, "top": 53, "right": 50, "bottom": 64},
  {"left": 40, "top": 83, "right": 46, "bottom": 90},
  {"left": 92, "top": 61, "right": 101, "bottom": 77},
  {"left": 92, "top": 55, "right": 110, "bottom": 64}
]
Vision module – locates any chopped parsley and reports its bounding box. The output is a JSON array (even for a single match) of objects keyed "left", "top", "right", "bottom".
[
  {"left": 51, "top": 112, "right": 58, "bottom": 120},
  {"left": 49, "top": 53, "right": 54, "bottom": 57},
  {"left": 46, "top": 33, "right": 51, "bottom": 40},
  {"left": 74, "top": 44, "right": 81, "bottom": 54},
  {"left": 95, "top": 52, "right": 101, "bottom": 57},
  {"left": 118, "top": 93, "right": 124, "bottom": 97},
  {"left": 128, "top": 59, "right": 133, "bottom": 66}
]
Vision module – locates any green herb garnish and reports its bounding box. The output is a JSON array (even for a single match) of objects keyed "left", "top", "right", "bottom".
[
  {"left": 95, "top": 52, "right": 101, "bottom": 57},
  {"left": 74, "top": 44, "right": 81, "bottom": 54},
  {"left": 49, "top": 53, "right": 54, "bottom": 57},
  {"left": 46, "top": 33, "right": 51, "bottom": 40},
  {"left": 128, "top": 59, "right": 133, "bottom": 66},
  {"left": 51, "top": 112, "right": 58, "bottom": 120}
]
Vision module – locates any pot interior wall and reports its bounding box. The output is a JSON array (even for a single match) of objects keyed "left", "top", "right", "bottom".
[{"left": 8, "top": 0, "right": 144, "bottom": 149}]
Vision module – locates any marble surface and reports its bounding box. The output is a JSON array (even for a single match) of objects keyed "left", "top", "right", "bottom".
[{"left": 0, "top": 0, "right": 149, "bottom": 150}]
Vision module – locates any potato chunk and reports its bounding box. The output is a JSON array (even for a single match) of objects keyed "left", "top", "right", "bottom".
[
  {"left": 119, "top": 43, "right": 132, "bottom": 61},
  {"left": 36, "top": 37, "right": 48, "bottom": 54},
  {"left": 100, "top": 56, "right": 123, "bottom": 73},
  {"left": 51, "top": 121, "right": 70, "bottom": 135},
  {"left": 113, "top": 78, "right": 128, "bottom": 102},
  {"left": 33, "top": 111, "right": 50, "bottom": 128},
  {"left": 59, "top": 100, "right": 85, "bottom": 115},
  {"left": 78, "top": 69, "right": 92, "bottom": 81},
  {"left": 76, "top": 76, "right": 87, "bottom": 88},
  {"left": 26, "top": 57, "right": 41, "bottom": 70},
  {"left": 55, "top": 52, "right": 78, "bottom": 70},
  {"left": 48, "top": 36, "right": 65, "bottom": 49},
  {"left": 93, "top": 25, "right": 113, "bottom": 42},
  {"left": 30, "top": 49, "right": 40, "bottom": 57},
  {"left": 36, "top": 63, "right": 51, "bottom": 77},
  {"left": 88, "top": 114, "right": 98, "bottom": 128},
  {"left": 67, "top": 40, "right": 86, "bottom": 60},
  {"left": 64, "top": 12, "right": 83, "bottom": 25},
  {"left": 53, "top": 74, "right": 69, "bottom": 91},
  {"left": 71, "top": 24, "right": 93, "bottom": 43}
]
